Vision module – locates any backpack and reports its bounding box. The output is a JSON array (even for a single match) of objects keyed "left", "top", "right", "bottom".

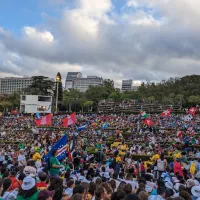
[{"left": 190, "top": 162, "right": 196, "bottom": 175}]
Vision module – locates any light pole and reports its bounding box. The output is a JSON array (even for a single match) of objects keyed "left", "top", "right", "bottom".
[{"left": 56, "top": 75, "right": 60, "bottom": 112}]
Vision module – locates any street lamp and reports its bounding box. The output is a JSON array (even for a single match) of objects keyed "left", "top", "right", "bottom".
[{"left": 56, "top": 75, "right": 60, "bottom": 112}]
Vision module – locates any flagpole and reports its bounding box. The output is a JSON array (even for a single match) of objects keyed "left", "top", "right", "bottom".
[{"left": 56, "top": 75, "right": 60, "bottom": 113}]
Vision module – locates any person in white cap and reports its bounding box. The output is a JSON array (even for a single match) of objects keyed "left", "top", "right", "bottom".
[
  {"left": 191, "top": 186, "right": 200, "bottom": 200},
  {"left": 16, "top": 176, "right": 40, "bottom": 200}
]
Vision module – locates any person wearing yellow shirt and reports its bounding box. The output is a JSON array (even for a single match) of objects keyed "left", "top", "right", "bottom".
[{"left": 32, "top": 148, "right": 41, "bottom": 169}]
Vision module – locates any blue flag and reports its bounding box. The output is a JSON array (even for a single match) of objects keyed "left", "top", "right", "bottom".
[
  {"left": 43, "top": 135, "right": 67, "bottom": 162},
  {"left": 36, "top": 112, "right": 40, "bottom": 119},
  {"left": 102, "top": 122, "right": 108, "bottom": 130},
  {"left": 77, "top": 124, "right": 86, "bottom": 131}
]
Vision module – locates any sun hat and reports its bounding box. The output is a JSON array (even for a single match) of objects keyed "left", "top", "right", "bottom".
[
  {"left": 164, "top": 177, "right": 171, "bottom": 183},
  {"left": 165, "top": 181, "right": 173, "bottom": 190},
  {"left": 38, "top": 190, "right": 55, "bottom": 199},
  {"left": 23, "top": 166, "right": 36, "bottom": 177},
  {"left": 21, "top": 176, "right": 36, "bottom": 190},
  {"left": 186, "top": 179, "right": 195, "bottom": 188},
  {"left": 191, "top": 186, "right": 200, "bottom": 198}
]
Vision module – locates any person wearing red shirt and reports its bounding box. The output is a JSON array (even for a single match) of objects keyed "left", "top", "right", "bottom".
[
  {"left": 173, "top": 158, "right": 183, "bottom": 177},
  {"left": 36, "top": 172, "right": 48, "bottom": 190},
  {"left": 9, "top": 171, "right": 20, "bottom": 191}
]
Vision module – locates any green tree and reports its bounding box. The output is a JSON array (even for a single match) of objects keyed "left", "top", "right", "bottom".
[
  {"left": 62, "top": 89, "right": 85, "bottom": 112},
  {"left": 83, "top": 100, "right": 94, "bottom": 112},
  {"left": 175, "top": 94, "right": 184, "bottom": 105},
  {"left": 0, "top": 101, "right": 12, "bottom": 112},
  {"left": 85, "top": 85, "right": 108, "bottom": 105},
  {"left": 7, "top": 91, "right": 20, "bottom": 109},
  {"left": 103, "top": 79, "right": 115, "bottom": 94},
  {"left": 188, "top": 95, "right": 200, "bottom": 105},
  {"left": 147, "top": 96, "right": 156, "bottom": 103},
  {"left": 109, "top": 91, "right": 121, "bottom": 100},
  {"left": 25, "top": 76, "right": 54, "bottom": 95}
]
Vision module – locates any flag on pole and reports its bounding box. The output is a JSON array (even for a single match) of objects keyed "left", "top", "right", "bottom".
[
  {"left": 62, "top": 113, "right": 77, "bottom": 127},
  {"left": 177, "top": 131, "right": 182, "bottom": 138},
  {"left": 102, "top": 122, "right": 109, "bottom": 130},
  {"left": 68, "top": 136, "right": 75, "bottom": 162},
  {"left": 36, "top": 112, "right": 40, "bottom": 119},
  {"left": 35, "top": 114, "right": 52, "bottom": 126},
  {"left": 77, "top": 124, "right": 86, "bottom": 131},
  {"left": 188, "top": 107, "right": 197, "bottom": 115},
  {"left": 144, "top": 119, "right": 153, "bottom": 127},
  {"left": 43, "top": 135, "right": 67, "bottom": 162},
  {"left": 161, "top": 109, "right": 171, "bottom": 117},
  {"left": 140, "top": 110, "right": 149, "bottom": 119}
]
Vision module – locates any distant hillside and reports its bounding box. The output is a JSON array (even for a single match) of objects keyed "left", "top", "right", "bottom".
[{"left": 136, "top": 75, "right": 200, "bottom": 106}]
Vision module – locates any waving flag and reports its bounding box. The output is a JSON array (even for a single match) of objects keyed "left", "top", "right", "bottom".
[
  {"left": 62, "top": 113, "right": 77, "bottom": 127},
  {"left": 161, "top": 109, "right": 171, "bottom": 117},
  {"left": 35, "top": 114, "right": 52, "bottom": 126},
  {"left": 140, "top": 110, "right": 149, "bottom": 119},
  {"left": 77, "top": 124, "right": 86, "bottom": 131},
  {"left": 43, "top": 135, "right": 67, "bottom": 162},
  {"left": 189, "top": 107, "right": 197, "bottom": 115},
  {"left": 68, "top": 136, "right": 75, "bottom": 162},
  {"left": 144, "top": 119, "right": 153, "bottom": 127},
  {"left": 36, "top": 112, "right": 40, "bottom": 119},
  {"left": 177, "top": 131, "right": 182, "bottom": 138},
  {"left": 102, "top": 122, "right": 109, "bottom": 130}
]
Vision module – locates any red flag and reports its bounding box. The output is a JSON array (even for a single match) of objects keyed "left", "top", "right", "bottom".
[
  {"left": 161, "top": 109, "right": 171, "bottom": 117},
  {"left": 189, "top": 107, "right": 197, "bottom": 115},
  {"left": 62, "top": 113, "right": 77, "bottom": 127},
  {"left": 35, "top": 114, "right": 52, "bottom": 126},
  {"left": 11, "top": 110, "right": 18, "bottom": 115},
  {"left": 177, "top": 131, "right": 182, "bottom": 138},
  {"left": 190, "top": 131, "right": 195, "bottom": 137},
  {"left": 144, "top": 119, "right": 153, "bottom": 127}
]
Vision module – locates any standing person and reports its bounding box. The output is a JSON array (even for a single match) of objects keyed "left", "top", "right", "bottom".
[
  {"left": 48, "top": 149, "right": 62, "bottom": 177},
  {"left": 18, "top": 149, "right": 27, "bottom": 172},
  {"left": 72, "top": 148, "right": 81, "bottom": 169},
  {"left": 0, "top": 178, "right": 18, "bottom": 200},
  {"left": 174, "top": 158, "right": 183, "bottom": 177},
  {"left": 157, "top": 154, "right": 167, "bottom": 179},
  {"left": 32, "top": 148, "right": 41, "bottom": 169},
  {"left": 16, "top": 176, "right": 39, "bottom": 200}
]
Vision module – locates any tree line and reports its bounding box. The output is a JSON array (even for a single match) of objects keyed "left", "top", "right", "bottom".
[{"left": 0, "top": 74, "right": 200, "bottom": 112}]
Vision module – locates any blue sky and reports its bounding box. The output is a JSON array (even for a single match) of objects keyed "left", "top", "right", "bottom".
[
  {"left": 0, "top": 0, "right": 43, "bottom": 34},
  {"left": 0, "top": 0, "right": 149, "bottom": 34},
  {"left": 0, "top": 0, "right": 77, "bottom": 34}
]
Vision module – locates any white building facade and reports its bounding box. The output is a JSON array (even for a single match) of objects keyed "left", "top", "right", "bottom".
[
  {"left": 73, "top": 76, "right": 103, "bottom": 92},
  {"left": 20, "top": 95, "right": 52, "bottom": 113},
  {"left": 65, "top": 72, "right": 82, "bottom": 90},
  {"left": 121, "top": 79, "right": 133, "bottom": 92},
  {"left": 0, "top": 77, "right": 33, "bottom": 94}
]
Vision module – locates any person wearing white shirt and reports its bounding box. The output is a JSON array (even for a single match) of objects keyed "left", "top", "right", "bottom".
[
  {"left": 18, "top": 149, "right": 27, "bottom": 170},
  {"left": 119, "top": 173, "right": 138, "bottom": 192}
]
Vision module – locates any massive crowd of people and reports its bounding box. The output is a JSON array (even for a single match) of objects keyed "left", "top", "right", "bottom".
[{"left": 1, "top": 113, "right": 200, "bottom": 200}]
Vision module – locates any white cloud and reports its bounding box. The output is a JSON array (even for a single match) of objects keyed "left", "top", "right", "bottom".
[
  {"left": 1, "top": 0, "right": 200, "bottom": 85},
  {"left": 127, "top": 0, "right": 139, "bottom": 8},
  {"left": 23, "top": 27, "right": 54, "bottom": 43}
]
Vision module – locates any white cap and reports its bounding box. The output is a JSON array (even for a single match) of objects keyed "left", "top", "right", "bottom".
[{"left": 21, "top": 176, "right": 36, "bottom": 190}]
